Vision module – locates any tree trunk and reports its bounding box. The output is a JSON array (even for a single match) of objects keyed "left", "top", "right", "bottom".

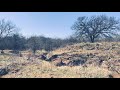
[
  {"left": 91, "top": 39, "right": 95, "bottom": 43},
  {"left": 33, "top": 49, "right": 36, "bottom": 56},
  {"left": 19, "top": 52, "right": 22, "bottom": 57},
  {"left": 90, "top": 36, "right": 95, "bottom": 43}
]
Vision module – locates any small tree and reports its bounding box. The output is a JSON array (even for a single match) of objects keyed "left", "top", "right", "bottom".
[
  {"left": 0, "top": 38, "right": 6, "bottom": 53},
  {"left": 72, "top": 15, "right": 120, "bottom": 43},
  {"left": 11, "top": 34, "right": 26, "bottom": 54},
  {"left": 27, "top": 36, "right": 39, "bottom": 55}
]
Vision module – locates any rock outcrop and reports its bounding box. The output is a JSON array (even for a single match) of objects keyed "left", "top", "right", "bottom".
[{"left": 0, "top": 68, "right": 9, "bottom": 76}]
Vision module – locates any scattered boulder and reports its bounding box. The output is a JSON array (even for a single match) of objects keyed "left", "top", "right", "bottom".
[
  {"left": 85, "top": 58, "right": 104, "bottom": 67},
  {"left": 108, "top": 74, "right": 114, "bottom": 78},
  {"left": 85, "top": 53, "right": 96, "bottom": 58},
  {"left": 52, "top": 58, "right": 66, "bottom": 66},
  {"left": 6, "top": 63, "right": 22, "bottom": 74},
  {"left": 56, "top": 61, "right": 66, "bottom": 66},
  {"left": 60, "top": 53, "right": 69, "bottom": 56},
  {"left": 83, "top": 44, "right": 95, "bottom": 50},
  {"left": 48, "top": 54, "right": 60, "bottom": 61},
  {"left": 101, "top": 61, "right": 109, "bottom": 69},
  {"left": 0, "top": 68, "right": 9, "bottom": 76},
  {"left": 107, "top": 60, "right": 120, "bottom": 74},
  {"left": 62, "top": 60, "right": 70, "bottom": 65},
  {"left": 47, "top": 53, "right": 88, "bottom": 66},
  {"left": 67, "top": 59, "right": 86, "bottom": 66},
  {"left": 45, "top": 43, "right": 120, "bottom": 68},
  {"left": 39, "top": 55, "right": 47, "bottom": 60},
  {"left": 108, "top": 73, "right": 120, "bottom": 78}
]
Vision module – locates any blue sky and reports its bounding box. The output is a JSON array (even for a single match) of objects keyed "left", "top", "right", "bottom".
[{"left": 0, "top": 12, "right": 120, "bottom": 38}]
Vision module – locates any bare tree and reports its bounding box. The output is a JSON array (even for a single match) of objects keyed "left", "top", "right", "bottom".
[
  {"left": 0, "top": 19, "right": 16, "bottom": 38},
  {"left": 0, "top": 19, "right": 17, "bottom": 53},
  {"left": 71, "top": 15, "right": 120, "bottom": 43}
]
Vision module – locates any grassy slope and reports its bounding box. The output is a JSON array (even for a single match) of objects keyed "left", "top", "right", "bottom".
[{"left": 1, "top": 42, "right": 120, "bottom": 78}]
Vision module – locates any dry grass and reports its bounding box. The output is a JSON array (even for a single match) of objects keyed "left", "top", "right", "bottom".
[
  {"left": 2, "top": 60, "right": 111, "bottom": 78},
  {"left": 1, "top": 42, "right": 120, "bottom": 78},
  {"left": 0, "top": 54, "right": 111, "bottom": 78}
]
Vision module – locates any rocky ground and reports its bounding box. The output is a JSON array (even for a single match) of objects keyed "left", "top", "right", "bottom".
[{"left": 0, "top": 42, "right": 120, "bottom": 78}]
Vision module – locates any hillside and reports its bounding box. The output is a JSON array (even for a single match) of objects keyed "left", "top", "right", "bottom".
[{"left": 0, "top": 42, "right": 120, "bottom": 78}]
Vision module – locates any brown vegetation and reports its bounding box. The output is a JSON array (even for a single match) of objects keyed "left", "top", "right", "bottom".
[{"left": 0, "top": 42, "right": 120, "bottom": 78}]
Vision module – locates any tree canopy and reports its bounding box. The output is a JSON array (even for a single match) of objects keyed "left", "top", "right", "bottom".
[{"left": 72, "top": 15, "right": 120, "bottom": 43}]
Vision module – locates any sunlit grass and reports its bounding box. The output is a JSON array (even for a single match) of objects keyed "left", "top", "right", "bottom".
[{"left": 1, "top": 42, "right": 120, "bottom": 78}]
